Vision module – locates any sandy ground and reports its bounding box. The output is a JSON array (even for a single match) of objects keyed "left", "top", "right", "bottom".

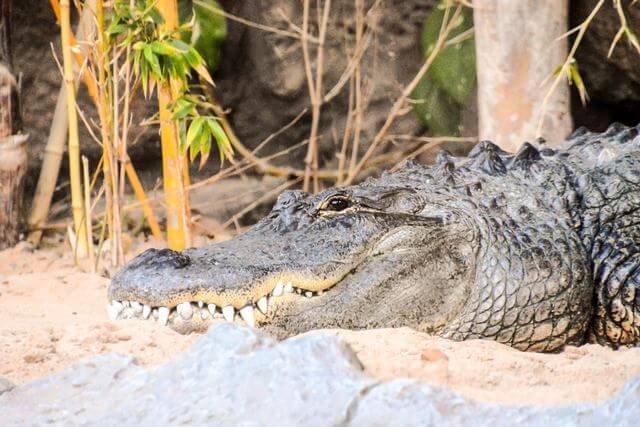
[{"left": 1, "top": 242, "right": 640, "bottom": 406}]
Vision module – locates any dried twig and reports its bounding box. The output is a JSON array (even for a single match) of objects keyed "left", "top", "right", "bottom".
[
  {"left": 536, "top": 0, "right": 605, "bottom": 137},
  {"left": 222, "top": 178, "right": 301, "bottom": 229},
  {"left": 609, "top": 0, "right": 640, "bottom": 57},
  {"left": 344, "top": 4, "right": 464, "bottom": 185},
  {"left": 193, "top": 0, "right": 320, "bottom": 43},
  {"left": 347, "top": 0, "right": 365, "bottom": 182}
]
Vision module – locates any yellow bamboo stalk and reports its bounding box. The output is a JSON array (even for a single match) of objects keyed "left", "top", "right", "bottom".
[
  {"left": 94, "top": 0, "right": 114, "bottom": 257},
  {"left": 60, "top": 0, "right": 88, "bottom": 259},
  {"left": 158, "top": 0, "right": 190, "bottom": 250},
  {"left": 82, "top": 156, "right": 95, "bottom": 270},
  {"left": 52, "top": 0, "right": 164, "bottom": 242},
  {"left": 159, "top": 85, "right": 189, "bottom": 249},
  {"left": 50, "top": 0, "right": 100, "bottom": 105}
]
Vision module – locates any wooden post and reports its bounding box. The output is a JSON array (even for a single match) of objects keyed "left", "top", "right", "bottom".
[
  {"left": 474, "top": 0, "right": 572, "bottom": 151},
  {"left": 0, "top": 0, "right": 26, "bottom": 250}
]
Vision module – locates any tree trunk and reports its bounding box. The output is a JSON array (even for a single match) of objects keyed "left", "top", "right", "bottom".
[
  {"left": 0, "top": 0, "right": 26, "bottom": 250},
  {"left": 474, "top": 0, "right": 572, "bottom": 152}
]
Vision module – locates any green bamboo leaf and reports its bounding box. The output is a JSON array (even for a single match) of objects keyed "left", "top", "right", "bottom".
[
  {"left": 207, "top": 117, "right": 231, "bottom": 157},
  {"left": 150, "top": 40, "right": 178, "bottom": 56},
  {"left": 140, "top": 58, "right": 149, "bottom": 98},
  {"left": 189, "top": 0, "right": 227, "bottom": 71},
  {"left": 172, "top": 100, "right": 196, "bottom": 120},
  {"left": 186, "top": 116, "right": 206, "bottom": 148},
  {"left": 169, "top": 57, "right": 189, "bottom": 83},
  {"left": 199, "top": 132, "right": 212, "bottom": 169},
  {"left": 107, "top": 22, "right": 128, "bottom": 37},
  {"left": 168, "top": 39, "right": 191, "bottom": 54},
  {"left": 189, "top": 131, "right": 202, "bottom": 162},
  {"left": 178, "top": 121, "right": 188, "bottom": 153},
  {"left": 143, "top": 45, "right": 163, "bottom": 79},
  {"left": 568, "top": 62, "right": 589, "bottom": 105}
]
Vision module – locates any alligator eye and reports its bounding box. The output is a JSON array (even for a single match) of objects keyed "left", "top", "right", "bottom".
[{"left": 324, "top": 196, "right": 352, "bottom": 212}]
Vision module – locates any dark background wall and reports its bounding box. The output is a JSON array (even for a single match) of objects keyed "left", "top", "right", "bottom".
[{"left": 11, "top": 0, "right": 640, "bottom": 204}]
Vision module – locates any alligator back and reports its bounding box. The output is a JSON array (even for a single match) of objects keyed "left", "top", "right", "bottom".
[
  {"left": 379, "top": 123, "right": 640, "bottom": 350},
  {"left": 565, "top": 124, "right": 640, "bottom": 347}
]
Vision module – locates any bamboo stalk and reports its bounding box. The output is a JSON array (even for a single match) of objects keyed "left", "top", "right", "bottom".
[
  {"left": 60, "top": 0, "right": 88, "bottom": 259},
  {"left": 49, "top": 0, "right": 99, "bottom": 104},
  {"left": 75, "top": 0, "right": 164, "bottom": 241},
  {"left": 30, "top": 0, "right": 162, "bottom": 246},
  {"left": 93, "top": 0, "right": 114, "bottom": 264},
  {"left": 159, "top": 83, "right": 189, "bottom": 249},
  {"left": 27, "top": 4, "right": 94, "bottom": 245},
  {"left": 157, "top": 0, "right": 190, "bottom": 250},
  {"left": 82, "top": 155, "right": 95, "bottom": 270},
  {"left": 60, "top": 0, "right": 160, "bottom": 242}
]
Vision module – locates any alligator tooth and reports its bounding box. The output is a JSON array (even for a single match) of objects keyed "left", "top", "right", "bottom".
[
  {"left": 317, "top": 290, "right": 324, "bottom": 296},
  {"left": 122, "top": 301, "right": 131, "bottom": 308},
  {"left": 295, "top": 288, "right": 302, "bottom": 294},
  {"left": 158, "top": 307, "right": 170, "bottom": 325},
  {"left": 257, "top": 296, "right": 268, "bottom": 314},
  {"left": 239, "top": 305, "right": 255, "bottom": 327},
  {"left": 197, "top": 301, "right": 204, "bottom": 308},
  {"left": 272, "top": 281, "right": 284, "bottom": 297},
  {"left": 222, "top": 305, "right": 235, "bottom": 322},
  {"left": 201, "top": 310, "right": 210, "bottom": 320},
  {"left": 177, "top": 302, "right": 193, "bottom": 320},
  {"left": 142, "top": 304, "right": 151, "bottom": 319},
  {"left": 106, "top": 303, "right": 122, "bottom": 320},
  {"left": 130, "top": 301, "right": 143, "bottom": 314},
  {"left": 304, "top": 291, "right": 313, "bottom": 298},
  {"left": 284, "top": 282, "right": 294, "bottom": 293},
  {"left": 208, "top": 304, "right": 217, "bottom": 317}
]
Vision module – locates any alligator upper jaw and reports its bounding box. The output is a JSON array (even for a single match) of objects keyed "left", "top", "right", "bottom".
[{"left": 106, "top": 276, "right": 340, "bottom": 331}]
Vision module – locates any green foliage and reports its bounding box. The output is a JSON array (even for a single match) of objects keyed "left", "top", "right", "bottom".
[
  {"left": 172, "top": 95, "right": 232, "bottom": 168},
  {"left": 412, "top": 2, "right": 475, "bottom": 135},
  {"left": 411, "top": 77, "right": 460, "bottom": 136},
  {"left": 107, "top": 0, "right": 230, "bottom": 166},
  {"left": 552, "top": 59, "right": 589, "bottom": 106},
  {"left": 179, "top": 0, "right": 227, "bottom": 72}
]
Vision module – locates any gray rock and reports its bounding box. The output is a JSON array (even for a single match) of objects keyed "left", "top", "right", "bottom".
[
  {"left": 1, "top": 323, "right": 639, "bottom": 426},
  {"left": 350, "top": 378, "right": 640, "bottom": 427},
  {"left": 0, "top": 377, "right": 14, "bottom": 396},
  {"left": 0, "top": 353, "right": 143, "bottom": 426},
  {"left": 0, "top": 323, "right": 374, "bottom": 426}
]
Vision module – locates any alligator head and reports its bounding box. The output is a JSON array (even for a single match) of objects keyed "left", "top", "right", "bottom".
[
  {"left": 109, "top": 124, "right": 640, "bottom": 351},
  {"left": 109, "top": 162, "right": 483, "bottom": 337}
]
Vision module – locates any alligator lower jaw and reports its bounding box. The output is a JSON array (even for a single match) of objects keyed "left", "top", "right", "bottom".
[{"left": 106, "top": 279, "right": 333, "bottom": 331}]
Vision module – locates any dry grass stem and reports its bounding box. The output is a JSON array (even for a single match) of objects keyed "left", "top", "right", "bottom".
[
  {"left": 344, "top": 4, "right": 464, "bottom": 185},
  {"left": 536, "top": 0, "right": 605, "bottom": 137}
]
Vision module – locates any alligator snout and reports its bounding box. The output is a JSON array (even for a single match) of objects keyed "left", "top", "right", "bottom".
[{"left": 107, "top": 222, "right": 359, "bottom": 331}]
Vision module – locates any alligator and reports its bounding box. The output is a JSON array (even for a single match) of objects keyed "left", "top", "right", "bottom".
[{"left": 108, "top": 123, "right": 640, "bottom": 352}]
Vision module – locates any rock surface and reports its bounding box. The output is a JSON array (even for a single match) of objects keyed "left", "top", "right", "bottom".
[
  {"left": 1, "top": 323, "right": 639, "bottom": 426},
  {"left": 0, "top": 377, "right": 14, "bottom": 396}
]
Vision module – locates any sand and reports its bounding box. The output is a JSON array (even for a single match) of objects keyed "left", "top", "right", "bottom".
[{"left": 1, "top": 242, "right": 640, "bottom": 406}]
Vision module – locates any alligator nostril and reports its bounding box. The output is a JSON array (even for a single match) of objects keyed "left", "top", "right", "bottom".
[{"left": 141, "top": 248, "right": 191, "bottom": 269}]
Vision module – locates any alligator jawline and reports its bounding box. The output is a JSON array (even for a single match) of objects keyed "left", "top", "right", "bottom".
[{"left": 106, "top": 277, "right": 343, "bottom": 329}]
